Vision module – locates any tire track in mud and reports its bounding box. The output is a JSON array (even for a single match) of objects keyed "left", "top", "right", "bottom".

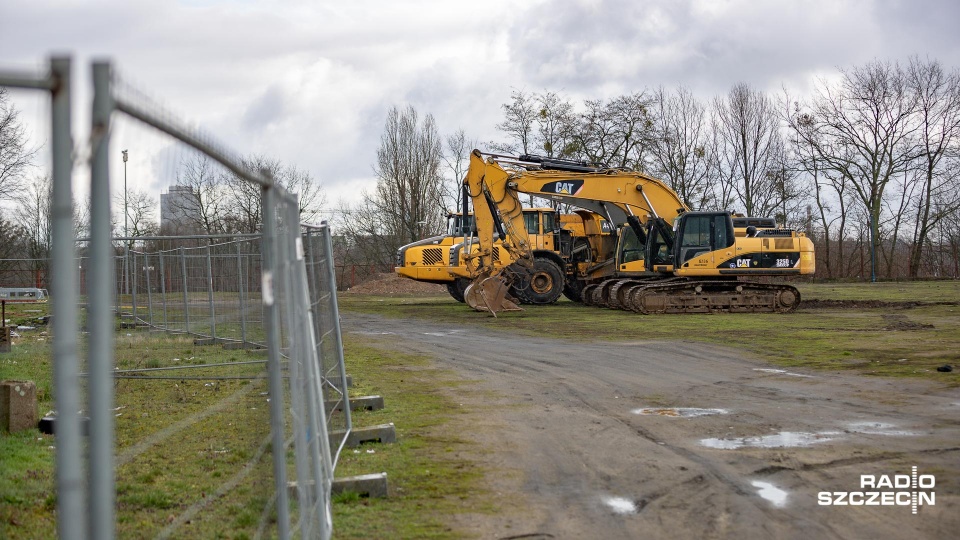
[{"left": 341, "top": 312, "right": 960, "bottom": 540}]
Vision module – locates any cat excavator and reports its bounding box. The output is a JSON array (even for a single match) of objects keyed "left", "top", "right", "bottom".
[
  {"left": 462, "top": 150, "right": 816, "bottom": 315},
  {"left": 395, "top": 208, "right": 605, "bottom": 302}
]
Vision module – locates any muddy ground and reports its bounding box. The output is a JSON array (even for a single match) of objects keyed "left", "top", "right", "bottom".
[{"left": 342, "top": 311, "right": 959, "bottom": 540}]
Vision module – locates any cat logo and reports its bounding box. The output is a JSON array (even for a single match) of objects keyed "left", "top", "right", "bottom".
[
  {"left": 736, "top": 259, "right": 752, "bottom": 268},
  {"left": 541, "top": 179, "right": 584, "bottom": 196}
]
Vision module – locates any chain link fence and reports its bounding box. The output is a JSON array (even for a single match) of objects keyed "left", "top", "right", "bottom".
[{"left": 1, "top": 56, "right": 349, "bottom": 539}]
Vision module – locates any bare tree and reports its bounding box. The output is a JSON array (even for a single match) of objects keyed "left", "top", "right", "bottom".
[
  {"left": 904, "top": 57, "right": 960, "bottom": 277},
  {"left": 535, "top": 90, "right": 577, "bottom": 158},
  {"left": 794, "top": 61, "right": 920, "bottom": 280},
  {"left": 493, "top": 90, "right": 578, "bottom": 159},
  {"left": 574, "top": 92, "right": 655, "bottom": 170},
  {"left": 492, "top": 89, "right": 538, "bottom": 155},
  {"left": 648, "top": 86, "right": 715, "bottom": 209},
  {"left": 167, "top": 153, "right": 227, "bottom": 235},
  {"left": 441, "top": 129, "right": 476, "bottom": 212},
  {"left": 13, "top": 175, "right": 53, "bottom": 259},
  {"left": 0, "top": 88, "right": 37, "bottom": 203},
  {"left": 352, "top": 105, "right": 445, "bottom": 254},
  {"left": 281, "top": 163, "right": 325, "bottom": 224},
  {"left": 121, "top": 189, "right": 160, "bottom": 239},
  {"left": 712, "top": 83, "right": 785, "bottom": 217},
  {"left": 0, "top": 216, "right": 26, "bottom": 259}
]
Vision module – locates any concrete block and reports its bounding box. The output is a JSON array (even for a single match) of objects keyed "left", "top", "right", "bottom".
[
  {"left": 222, "top": 341, "right": 265, "bottom": 351},
  {"left": 0, "top": 326, "right": 12, "bottom": 353},
  {"left": 1, "top": 380, "right": 37, "bottom": 433},
  {"left": 287, "top": 473, "right": 389, "bottom": 500},
  {"left": 333, "top": 473, "right": 388, "bottom": 498},
  {"left": 325, "top": 395, "right": 384, "bottom": 414},
  {"left": 331, "top": 423, "right": 396, "bottom": 448}
]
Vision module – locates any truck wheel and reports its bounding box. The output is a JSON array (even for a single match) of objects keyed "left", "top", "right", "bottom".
[
  {"left": 446, "top": 278, "right": 470, "bottom": 303},
  {"left": 513, "top": 258, "right": 564, "bottom": 305}
]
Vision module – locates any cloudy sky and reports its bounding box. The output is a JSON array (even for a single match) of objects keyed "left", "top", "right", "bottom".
[{"left": 3, "top": 0, "right": 959, "bottom": 217}]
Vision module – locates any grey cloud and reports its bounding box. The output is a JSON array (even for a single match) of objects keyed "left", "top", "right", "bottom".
[{"left": 242, "top": 85, "right": 287, "bottom": 132}]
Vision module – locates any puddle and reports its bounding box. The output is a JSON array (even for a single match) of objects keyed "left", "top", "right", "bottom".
[
  {"left": 633, "top": 407, "right": 729, "bottom": 418},
  {"left": 700, "top": 431, "right": 839, "bottom": 449},
  {"left": 602, "top": 496, "right": 637, "bottom": 515},
  {"left": 751, "top": 480, "right": 788, "bottom": 508},
  {"left": 846, "top": 421, "right": 918, "bottom": 437},
  {"left": 753, "top": 368, "right": 814, "bottom": 378}
]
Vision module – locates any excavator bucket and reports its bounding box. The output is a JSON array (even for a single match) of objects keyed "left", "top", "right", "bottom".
[{"left": 464, "top": 276, "right": 522, "bottom": 315}]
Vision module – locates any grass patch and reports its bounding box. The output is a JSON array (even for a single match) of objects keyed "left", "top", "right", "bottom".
[
  {"left": 1, "top": 305, "right": 496, "bottom": 539},
  {"left": 337, "top": 281, "right": 960, "bottom": 384},
  {"left": 331, "top": 335, "right": 497, "bottom": 539}
]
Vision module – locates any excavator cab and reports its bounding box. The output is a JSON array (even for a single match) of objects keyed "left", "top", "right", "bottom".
[
  {"left": 636, "top": 212, "right": 735, "bottom": 273},
  {"left": 676, "top": 213, "right": 735, "bottom": 265}
]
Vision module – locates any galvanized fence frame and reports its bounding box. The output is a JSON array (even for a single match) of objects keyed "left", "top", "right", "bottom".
[
  {"left": 1, "top": 56, "right": 350, "bottom": 539},
  {"left": 0, "top": 56, "right": 84, "bottom": 540}
]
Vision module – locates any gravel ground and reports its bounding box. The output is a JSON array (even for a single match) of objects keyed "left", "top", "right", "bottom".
[{"left": 342, "top": 310, "right": 959, "bottom": 540}]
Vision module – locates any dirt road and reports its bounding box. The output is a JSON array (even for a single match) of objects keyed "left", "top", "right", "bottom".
[{"left": 342, "top": 312, "right": 959, "bottom": 540}]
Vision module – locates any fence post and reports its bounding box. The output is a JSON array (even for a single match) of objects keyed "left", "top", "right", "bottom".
[
  {"left": 180, "top": 246, "right": 189, "bottom": 333},
  {"left": 236, "top": 241, "right": 247, "bottom": 345},
  {"left": 322, "top": 222, "right": 351, "bottom": 436},
  {"left": 159, "top": 250, "right": 168, "bottom": 329},
  {"left": 261, "top": 184, "right": 292, "bottom": 539},
  {"left": 47, "top": 55, "right": 88, "bottom": 540},
  {"left": 131, "top": 250, "right": 138, "bottom": 327},
  {"left": 206, "top": 243, "right": 216, "bottom": 340},
  {"left": 144, "top": 252, "right": 153, "bottom": 328},
  {"left": 88, "top": 59, "right": 117, "bottom": 540}
]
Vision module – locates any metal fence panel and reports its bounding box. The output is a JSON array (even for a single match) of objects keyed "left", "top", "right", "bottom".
[{"left": 2, "top": 56, "right": 347, "bottom": 540}]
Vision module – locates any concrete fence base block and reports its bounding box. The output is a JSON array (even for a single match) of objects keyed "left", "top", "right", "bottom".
[
  {"left": 331, "top": 423, "right": 396, "bottom": 448},
  {"left": 119, "top": 321, "right": 148, "bottom": 329},
  {"left": 1, "top": 380, "right": 37, "bottom": 433},
  {"left": 333, "top": 473, "right": 389, "bottom": 498},
  {"left": 223, "top": 341, "right": 265, "bottom": 351},
  {"left": 325, "top": 395, "right": 384, "bottom": 414},
  {"left": 193, "top": 337, "right": 226, "bottom": 346},
  {"left": 287, "top": 473, "right": 388, "bottom": 500}
]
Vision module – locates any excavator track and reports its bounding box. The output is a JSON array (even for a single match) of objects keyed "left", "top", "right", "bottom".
[
  {"left": 621, "top": 279, "right": 801, "bottom": 314},
  {"left": 605, "top": 278, "right": 659, "bottom": 310}
]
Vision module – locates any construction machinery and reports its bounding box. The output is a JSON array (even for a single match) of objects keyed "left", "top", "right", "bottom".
[
  {"left": 461, "top": 150, "right": 815, "bottom": 315},
  {"left": 394, "top": 209, "right": 603, "bottom": 302}
]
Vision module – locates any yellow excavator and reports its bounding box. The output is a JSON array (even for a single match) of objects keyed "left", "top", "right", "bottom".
[
  {"left": 462, "top": 150, "right": 815, "bottom": 314},
  {"left": 395, "top": 208, "right": 606, "bottom": 302}
]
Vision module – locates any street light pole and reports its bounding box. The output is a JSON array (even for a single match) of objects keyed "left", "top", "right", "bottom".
[
  {"left": 122, "top": 149, "right": 128, "bottom": 239},
  {"left": 122, "top": 149, "right": 129, "bottom": 296}
]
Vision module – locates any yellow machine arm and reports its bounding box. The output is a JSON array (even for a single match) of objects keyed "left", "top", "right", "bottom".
[
  {"left": 462, "top": 149, "right": 816, "bottom": 315},
  {"left": 462, "top": 149, "right": 687, "bottom": 312}
]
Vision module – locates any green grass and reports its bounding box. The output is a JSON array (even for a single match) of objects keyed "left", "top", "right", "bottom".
[
  {"left": 337, "top": 280, "right": 960, "bottom": 384},
  {"left": 0, "top": 301, "right": 497, "bottom": 539},
  {"left": 330, "top": 335, "right": 499, "bottom": 539}
]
